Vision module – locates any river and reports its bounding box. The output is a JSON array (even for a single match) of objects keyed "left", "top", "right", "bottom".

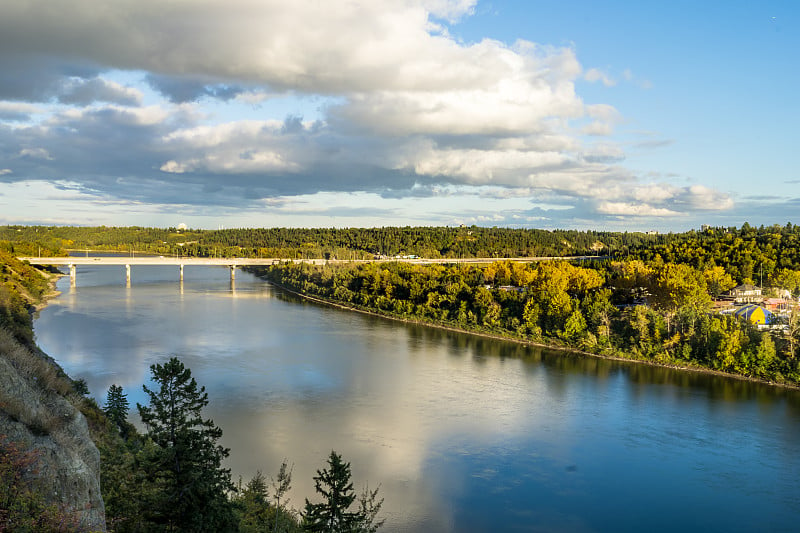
[{"left": 34, "top": 262, "right": 800, "bottom": 532}]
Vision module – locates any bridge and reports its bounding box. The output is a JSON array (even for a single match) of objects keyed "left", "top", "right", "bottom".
[
  {"left": 19, "top": 255, "right": 603, "bottom": 287},
  {"left": 19, "top": 256, "right": 296, "bottom": 286}
]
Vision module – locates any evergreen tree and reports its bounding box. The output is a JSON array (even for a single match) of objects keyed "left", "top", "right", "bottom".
[
  {"left": 136, "top": 357, "right": 236, "bottom": 532},
  {"left": 272, "top": 460, "right": 294, "bottom": 533},
  {"left": 103, "top": 383, "right": 130, "bottom": 437},
  {"left": 355, "top": 484, "right": 385, "bottom": 533},
  {"left": 303, "top": 451, "right": 359, "bottom": 533}
]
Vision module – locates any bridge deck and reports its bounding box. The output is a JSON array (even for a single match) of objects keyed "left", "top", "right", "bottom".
[
  {"left": 20, "top": 256, "right": 288, "bottom": 266},
  {"left": 19, "top": 255, "right": 597, "bottom": 267}
]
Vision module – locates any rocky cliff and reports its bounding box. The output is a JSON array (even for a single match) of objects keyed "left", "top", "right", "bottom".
[{"left": 0, "top": 327, "right": 106, "bottom": 531}]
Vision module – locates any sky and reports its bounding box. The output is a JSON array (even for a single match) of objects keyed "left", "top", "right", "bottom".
[{"left": 0, "top": 0, "right": 797, "bottom": 231}]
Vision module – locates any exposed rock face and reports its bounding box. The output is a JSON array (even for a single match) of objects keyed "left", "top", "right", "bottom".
[{"left": 0, "top": 334, "right": 106, "bottom": 531}]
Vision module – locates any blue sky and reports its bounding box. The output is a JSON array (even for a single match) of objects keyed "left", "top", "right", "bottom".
[{"left": 0, "top": 0, "right": 797, "bottom": 230}]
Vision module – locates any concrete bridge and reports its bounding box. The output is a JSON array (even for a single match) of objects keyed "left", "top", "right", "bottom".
[
  {"left": 19, "top": 256, "right": 300, "bottom": 286},
  {"left": 20, "top": 255, "right": 603, "bottom": 287}
]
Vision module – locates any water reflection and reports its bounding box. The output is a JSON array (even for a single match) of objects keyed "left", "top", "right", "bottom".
[{"left": 34, "top": 266, "right": 800, "bottom": 532}]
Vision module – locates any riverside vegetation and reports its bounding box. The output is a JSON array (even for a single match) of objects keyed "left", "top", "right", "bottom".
[
  {"left": 3, "top": 223, "right": 800, "bottom": 529},
  {"left": 243, "top": 222, "right": 800, "bottom": 385},
  {"left": 253, "top": 257, "right": 800, "bottom": 384}
]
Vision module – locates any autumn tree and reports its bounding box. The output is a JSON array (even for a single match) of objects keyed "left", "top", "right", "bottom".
[
  {"left": 650, "top": 263, "right": 711, "bottom": 334},
  {"left": 703, "top": 266, "right": 736, "bottom": 299}
]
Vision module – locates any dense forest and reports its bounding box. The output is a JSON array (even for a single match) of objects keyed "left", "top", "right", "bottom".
[
  {"left": 1, "top": 224, "right": 669, "bottom": 260},
  {"left": 625, "top": 223, "right": 800, "bottom": 290},
  {"left": 251, "top": 256, "right": 800, "bottom": 385},
  {"left": 4, "top": 224, "right": 800, "bottom": 290}
]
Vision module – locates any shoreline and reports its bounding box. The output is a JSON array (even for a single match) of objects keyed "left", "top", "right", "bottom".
[
  {"left": 29, "top": 264, "right": 798, "bottom": 391},
  {"left": 263, "top": 278, "right": 799, "bottom": 392},
  {"left": 32, "top": 271, "right": 64, "bottom": 313}
]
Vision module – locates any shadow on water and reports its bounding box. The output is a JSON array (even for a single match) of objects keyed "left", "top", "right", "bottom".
[{"left": 279, "top": 284, "right": 800, "bottom": 409}]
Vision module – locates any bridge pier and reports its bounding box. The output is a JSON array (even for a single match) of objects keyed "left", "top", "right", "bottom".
[
  {"left": 179, "top": 264, "right": 184, "bottom": 282},
  {"left": 229, "top": 265, "right": 236, "bottom": 281},
  {"left": 126, "top": 264, "right": 131, "bottom": 287},
  {"left": 69, "top": 264, "right": 76, "bottom": 287}
]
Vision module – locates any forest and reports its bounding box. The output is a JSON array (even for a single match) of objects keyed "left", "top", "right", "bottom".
[
  {"left": 0, "top": 224, "right": 668, "bottom": 260},
  {"left": 250, "top": 253, "right": 800, "bottom": 385}
]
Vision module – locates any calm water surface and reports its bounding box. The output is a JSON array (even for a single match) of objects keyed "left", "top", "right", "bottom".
[{"left": 34, "top": 263, "right": 800, "bottom": 532}]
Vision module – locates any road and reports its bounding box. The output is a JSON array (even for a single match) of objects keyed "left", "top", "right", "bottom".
[{"left": 20, "top": 255, "right": 603, "bottom": 267}]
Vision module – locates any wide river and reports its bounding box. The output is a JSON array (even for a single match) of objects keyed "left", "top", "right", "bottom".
[{"left": 35, "top": 262, "right": 800, "bottom": 532}]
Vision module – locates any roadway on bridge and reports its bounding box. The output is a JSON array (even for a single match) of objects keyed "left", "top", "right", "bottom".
[{"left": 20, "top": 255, "right": 600, "bottom": 267}]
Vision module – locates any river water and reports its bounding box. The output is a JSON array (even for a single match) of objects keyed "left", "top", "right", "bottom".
[{"left": 34, "top": 263, "right": 800, "bottom": 532}]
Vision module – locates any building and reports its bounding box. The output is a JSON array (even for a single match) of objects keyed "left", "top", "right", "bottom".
[
  {"left": 763, "top": 298, "right": 790, "bottom": 311},
  {"left": 728, "top": 283, "right": 762, "bottom": 304}
]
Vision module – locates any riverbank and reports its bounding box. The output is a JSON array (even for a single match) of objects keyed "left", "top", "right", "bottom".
[
  {"left": 261, "top": 275, "right": 799, "bottom": 391},
  {"left": 32, "top": 270, "right": 63, "bottom": 312}
]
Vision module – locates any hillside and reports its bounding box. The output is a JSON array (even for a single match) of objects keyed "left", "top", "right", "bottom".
[{"left": 0, "top": 250, "right": 106, "bottom": 531}]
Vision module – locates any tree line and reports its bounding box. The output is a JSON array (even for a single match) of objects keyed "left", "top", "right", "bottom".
[
  {"left": 625, "top": 222, "right": 800, "bottom": 289},
  {"left": 1, "top": 224, "right": 670, "bottom": 260},
  {"left": 252, "top": 258, "right": 800, "bottom": 384}
]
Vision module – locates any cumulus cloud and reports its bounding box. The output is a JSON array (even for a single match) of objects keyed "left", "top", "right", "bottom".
[
  {"left": 0, "top": 1, "right": 524, "bottom": 94},
  {"left": 0, "top": 0, "right": 734, "bottom": 226}
]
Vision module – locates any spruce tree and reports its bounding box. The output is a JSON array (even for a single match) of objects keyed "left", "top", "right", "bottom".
[
  {"left": 103, "top": 383, "right": 129, "bottom": 437},
  {"left": 137, "top": 357, "right": 236, "bottom": 531},
  {"left": 303, "top": 451, "right": 359, "bottom": 533}
]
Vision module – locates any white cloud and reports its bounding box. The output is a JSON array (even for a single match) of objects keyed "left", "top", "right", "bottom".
[
  {"left": 0, "top": 1, "right": 538, "bottom": 95},
  {"left": 409, "top": 147, "right": 568, "bottom": 183},
  {"left": 160, "top": 160, "right": 190, "bottom": 174},
  {"left": 596, "top": 201, "right": 679, "bottom": 217},
  {"left": 0, "top": 0, "right": 733, "bottom": 226},
  {"left": 584, "top": 68, "right": 616, "bottom": 87},
  {"left": 622, "top": 68, "right": 652, "bottom": 89}
]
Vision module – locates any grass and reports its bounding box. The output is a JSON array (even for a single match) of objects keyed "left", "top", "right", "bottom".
[{"left": 0, "top": 326, "right": 76, "bottom": 436}]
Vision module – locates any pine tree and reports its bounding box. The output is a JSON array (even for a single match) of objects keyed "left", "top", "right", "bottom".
[
  {"left": 303, "top": 451, "right": 359, "bottom": 533},
  {"left": 136, "top": 357, "right": 236, "bottom": 531},
  {"left": 272, "top": 460, "right": 293, "bottom": 533},
  {"left": 103, "top": 383, "right": 130, "bottom": 437}
]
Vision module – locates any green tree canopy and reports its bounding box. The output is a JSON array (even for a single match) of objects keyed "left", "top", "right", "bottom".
[
  {"left": 303, "top": 451, "right": 384, "bottom": 533},
  {"left": 136, "top": 357, "right": 236, "bottom": 532},
  {"left": 103, "top": 383, "right": 129, "bottom": 437}
]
